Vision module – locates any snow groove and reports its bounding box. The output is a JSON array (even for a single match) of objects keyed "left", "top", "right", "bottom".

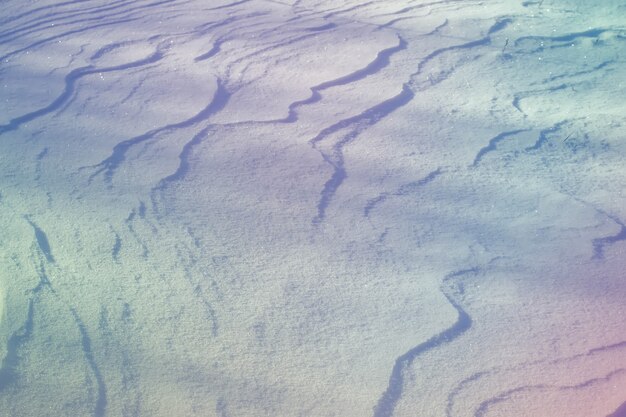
[
  {"left": 474, "top": 369, "right": 626, "bottom": 417},
  {"left": 88, "top": 80, "right": 230, "bottom": 184},
  {"left": 608, "top": 401, "right": 626, "bottom": 417},
  {"left": 153, "top": 83, "right": 230, "bottom": 188},
  {"left": 373, "top": 267, "right": 477, "bottom": 417},
  {"left": 445, "top": 371, "right": 489, "bottom": 417},
  {"left": 0, "top": 1, "right": 145, "bottom": 45},
  {"left": 0, "top": 300, "right": 34, "bottom": 391},
  {"left": 364, "top": 168, "right": 443, "bottom": 218},
  {"left": 0, "top": 17, "right": 141, "bottom": 63},
  {"left": 312, "top": 18, "right": 508, "bottom": 225},
  {"left": 281, "top": 36, "right": 407, "bottom": 124},
  {"left": 26, "top": 218, "right": 55, "bottom": 263},
  {"left": 0, "top": 45, "right": 167, "bottom": 135},
  {"left": 471, "top": 129, "right": 529, "bottom": 167},
  {"left": 69, "top": 306, "right": 107, "bottom": 417},
  {"left": 592, "top": 221, "right": 626, "bottom": 260},
  {"left": 311, "top": 85, "right": 414, "bottom": 225},
  {"left": 524, "top": 121, "right": 569, "bottom": 152},
  {"left": 444, "top": 340, "right": 626, "bottom": 417}
]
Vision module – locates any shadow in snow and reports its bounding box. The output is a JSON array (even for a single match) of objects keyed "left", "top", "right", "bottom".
[
  {"left": 472, "top": 129, "right": 528, "bottom": 167},
  {"left": 608, "top": 401, "right": 626, "bottom": 417},
  {"left": 0, "top": 300, "right": 34, "bottom": 391},
  {"left": 88, "top": 79, "right": 230, "bottom": 184},
  {"left": 0, "top": 45, "right": 166, "bottom": 135},
  {"left": 373, "top": 268, "right": 478, "bottom": 417},
  {"left": 25, "top": 217, "right": 55, "bottom": 263}
]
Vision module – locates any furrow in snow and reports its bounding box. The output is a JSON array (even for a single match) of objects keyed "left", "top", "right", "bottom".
[
  {"left": 0, "top": 45, "right": 166, "bottom": 135},
  {"left": 311, "top": 85, "right": 414, "bottom": 225},
  {"left": 87, "top": 80, "right": 229, "bottom": 184},
  {"left": 373, "top": 268, "right": 478, "bottom": 417},
  {"left": 364, "top": 168, "right": 443, "bottom": 218},
  {"left": 471, "top": 130, "right": 529, "bottom": 167}
]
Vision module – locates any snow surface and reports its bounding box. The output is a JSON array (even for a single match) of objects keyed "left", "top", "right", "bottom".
[{"left": 0, "top": 1, "right": 625, "bottom": 416}]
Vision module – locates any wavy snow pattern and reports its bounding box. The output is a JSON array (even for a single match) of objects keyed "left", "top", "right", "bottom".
[{"left": 1, "top": 2, "right": 625, "bottom": 417}]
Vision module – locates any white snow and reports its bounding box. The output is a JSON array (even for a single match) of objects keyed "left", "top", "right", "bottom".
[{"left": 0, "top": 1, "right": 625, "bottom": 416}]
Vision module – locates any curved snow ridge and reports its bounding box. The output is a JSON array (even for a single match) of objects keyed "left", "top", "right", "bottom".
[
  {"left": 195, "top": 39, "right": 225, "bottom": 62},
  {"left": 88, "top": 80, "right": 230, "bottom": 184},
  {"left": 0, "top": 300, "right": 34, "bottom": 392},
  {"left": 407, "top": 17, "right": 508, "bottom": 91},
  {"left": 281, "top": 35, "right": 407, "bottom": 124},
  {"left": 474, "top": 368, "right": 626, "bottom": 417},
  {"left": 193, "top": 12, "right": 272, "bottom": 62},
  {"left": 311, "top": 84, "right": 415, "bottom": 226},
  {"left": 608, "top": 401, "right": 626, "bottom": 417},
  {"left": 206, "top": 0, "right": 252, "bottom": 11},
  {"left": 523, "top": 120, "right": 571, "bottom": 152},
  {"left": 0, "top": 45, "right": 166, "bottom": 135},
  {"left": 154, "top": 83, "right": 230, "bottom": 186},
  {"left": 0, "top": 0, "right": 131, "bottom": 41},
  {"left": 306, "top": 22, "right": 337, "bottom": 32},
  {"left": 592, "top": 221, "right": 626, "bottom": 260},
  {"left": 471, "top": 129, "right": 529, "bottom": 167},
  {"left": 0, "top": 0, "right": 95, "bottom": 26},
  {"left": 512, "top": 84, "right": 570, "bottom": 116},
  {"left": 175, "top": 245, "right": 220, "bottom": 337},
  {"left": 407, "top": 16, "right": 516, "bottom": 88},
  {"left": 532, "top": 60, "right": 614, "bottom": 86},
  {"left": 514, "top": 28, "right": 609, "bottom": 47},
  {"left": 446, "top": 340, "right": 626, "bottom": 417},
  {"left": 363, "top": 168, "right": 443, "bottom": 218},
  {"left": 69, "top": 306, "right": 107, "bottom": 417},
  {"left": 312, "top": 17, "right": 509, "bottom": 226},
  {"left": 25, "top": 218, "right": 55, "bottom": 264},
  {"left": 445, "top": 371, "right": 490, "bottom": 417},
  {"left": 0, "top": 0, "right": 185, "bottom": 62},
  {"left": 561, "top": 196, "right": 626, "bottom": 260},
  {"left": 0, "top": 14, "right": 139, "bottom": 61},
  {"left": 373, "top": 267, "right": 478, "bottom": 417}
]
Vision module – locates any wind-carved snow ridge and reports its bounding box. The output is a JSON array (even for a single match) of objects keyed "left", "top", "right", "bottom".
[
  {"left": 445, "top": 371, "right": 490, "bottom": 417},
  {"left": 592, "top": 216, "right": 626, "bottom": 260},
  {"left": 524, "top": 121, "right": 569, "bottom": 152},
  {"left": 69, "top": 306, "right": 107, "bottom": 417},
  {"left": 156, "top": 84, "right": 230, "bottom": 185},
  {"left": 311, "top": 85, "right": 415, "bottom": 226},
  {"left": 0, "top": 0, "right": 168, "bottom": 45},
  {"left": 312, "top": 17, "right": 511, "bottom": 226},
  {"left": 5, "top": 228, "right": 107, "bottom": 416},
  {"left": 0, "top": 45, "right": 167, "bottom": 136},
  {"left": 25, "top": 217, "right": 55, "bottom": 264},
  {"left": 566, "top": 196, "right": 626, "bottom": 260},
  {"left": 373, "top": 267, "right": 478, "bottom": 417},
  {"left": 608, "top": 401, "right": 626, "bottom": 417},
  {"left": 364, "top": 168, "right": 443, "bottom": 218},
  {"left": 283, "top": 36, "right": 407, "bottom": 123},
  {"left": 471, "top": 129, "right": 529, "bottom": 167},
  {"left": 0, "top": 0, "right": 94, "bottom": 26},
  {"left": 444, "top": 340, "right": 626, "bottom": 417},
  {"left": 0, "top": 1, "right": 131, "bottom": 44},
  {"left": 0, "top": 0, "right": 191, "bottom": 63},
  {"left": 195, "top": 39, "right": 225, "bottom": 62},
  {"left": 474, "top": 369, "right": 626, "bottom": 417},
  {"left": 512, "top": 84, "right": 570, "bottom": 116},
  {"left": 0, "top": 16, "right": 141, "bottom": 63},
  {"left": 88, "top": 80, "right": 230, "bottom": 184},
  {"left": 514, "top": 28, "right": 609, "bottom": 47},
  {"left": 0, "top": 300, "right": 34, "bottom": 391},
  {"left": 111, "top": 227, "right": 122, "bottom": 262}
]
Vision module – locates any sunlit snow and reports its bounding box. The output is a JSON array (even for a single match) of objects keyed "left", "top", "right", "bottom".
[{"left": 1, "top": 1, "right": 625, "bottom": 416}]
